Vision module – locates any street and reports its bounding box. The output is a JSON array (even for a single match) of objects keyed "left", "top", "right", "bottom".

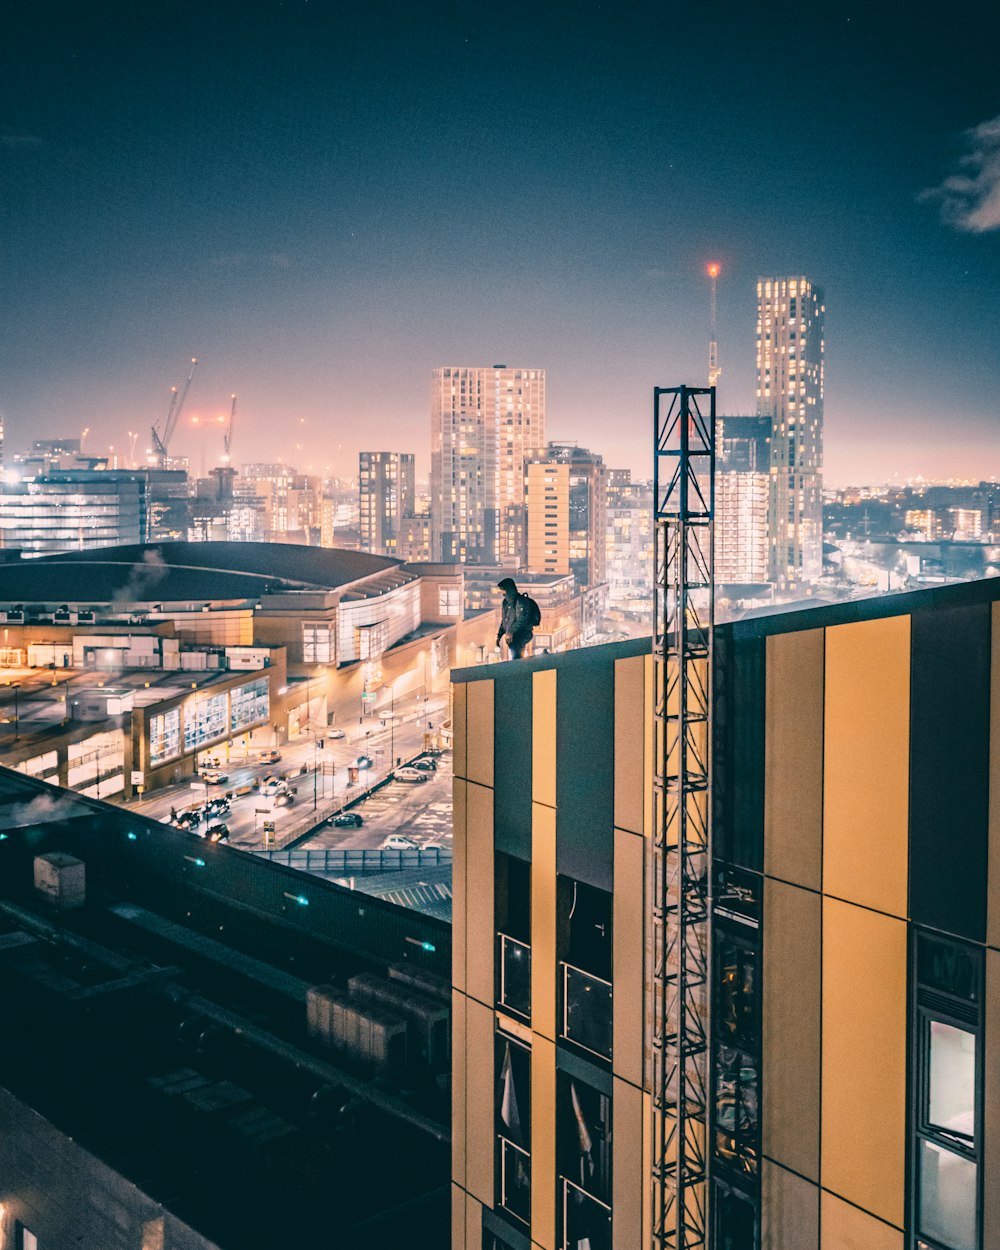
[{"left": 120, "top": 691, "right": 449, "bottom": 851}]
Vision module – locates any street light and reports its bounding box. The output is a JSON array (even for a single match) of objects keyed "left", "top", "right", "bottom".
[{"left": 10, "top": 682, "right": 19, "bottom": 742}]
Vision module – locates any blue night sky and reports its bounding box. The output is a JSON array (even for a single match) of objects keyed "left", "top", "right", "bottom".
[{"left": 1, "top": 0, "right": 998, "bottom": 485}]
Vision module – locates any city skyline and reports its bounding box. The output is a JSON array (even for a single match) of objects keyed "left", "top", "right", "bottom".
[{"left": 1, "top": 4, "right": 998, "bottom": 487}]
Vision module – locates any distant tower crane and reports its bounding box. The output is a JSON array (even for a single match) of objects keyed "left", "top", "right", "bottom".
[
  {"left": 212, "top": 393, "right": 238, "bottom": 502},
  {"left": 150, "top": 357, "right": 198, "bottom": 469},
  {"left": 221, "top": 393, "right": 236, "bottom": 463},
  {"left": 707, "top": 263, "right": 722, "bottom": 390}
]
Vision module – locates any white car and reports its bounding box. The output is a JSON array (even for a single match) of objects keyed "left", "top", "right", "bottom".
[
  {"left": 382, "top": 835, "right": 419, "bottom": 850},
  {"left": 328, "top": 728, "right": 346, "bottom": 739},
  {"left": 394, "top": 767, "right": 428, "bottom": 783},
  {"left": 200, "top": 769, "right": 229, "bottom": 785}
]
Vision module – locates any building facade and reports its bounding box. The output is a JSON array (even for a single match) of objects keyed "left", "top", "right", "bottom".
[
  {"left": 525, "top": 459, "right": 569, "bottom": 577},
  {"left": 0, "top": 470, "right": 148, "bottom": 554},
  {"left": 451, "top": 577, "right": 1000, "bottom": 1250},
  {"left": 756, "top": 276, "right": 825, "bottom": 586},
  {"left": 716, "top": 415, "right": 770, "bottom": 585},
  {"left": 526, "top": 444, "right": 606, "bottom": 589},
  {"left": 359, "top": 451, "right": 415, "bottom": 555},
  {"left": 431, "top": 366, "right": 545, "bottom": 565}
]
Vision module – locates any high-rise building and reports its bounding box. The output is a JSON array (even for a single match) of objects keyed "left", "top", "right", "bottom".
[
  {"left": 452, "top": 578, "right": 1000, "bottom": 1250},
  {"left": 525, "top": 458, "right": 569, "bottom": 576},
  {"left": 756, "top": 276, "right": 825, "bottom": 585},
  {"left": 605, "top": 478, "right": 653, "bottom": 616},
  {"left": 431, "top": 366, "right": 545, "bottom": 564},
  {"left": 716, "top": 415, "right": 771, "bottom": 584},
  {"left": 0, "top": 470, "right": 148, "bottom": 554},
  {"left": 359, "top": 451, "right": 415, "bottom": 556}
]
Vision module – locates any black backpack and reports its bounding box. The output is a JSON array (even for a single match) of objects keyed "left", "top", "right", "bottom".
[{"left": 511, "top": 592, "right": 541, "bottom": 635}]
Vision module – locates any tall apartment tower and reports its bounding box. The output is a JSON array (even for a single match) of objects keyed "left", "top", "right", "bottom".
[
  {"left": 431, "top": 366, "right": 545, "bottom": 564},
  {"left": 358, "top": 451, "right": 415, "bottom": 556},
  {"left": 716, "top": 415, "right": 771, "bottom": 584},
  {"left": 756, "top": 276, "right": 825, "bottom": 585}
]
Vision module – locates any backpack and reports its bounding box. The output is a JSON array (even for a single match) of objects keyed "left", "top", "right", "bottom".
[{"left": 511, "top": 592, "right": 541, "bottom": 635}]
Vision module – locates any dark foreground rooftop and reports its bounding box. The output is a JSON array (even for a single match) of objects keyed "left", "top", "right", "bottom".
[{"left": 0, "top": 768, "right": 450, "bottom": 1250}]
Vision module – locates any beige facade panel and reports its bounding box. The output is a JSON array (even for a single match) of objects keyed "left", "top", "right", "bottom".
[
  {"left": 819, "top": 1191, "right": 904, "bottom": 1250},
  {"left": 532, "top": 669, "right": 557, "bottom": 809},
  {"left": 760, "top": 1159, "right": 818, "bottom": 1250},
  {"left": 453, "top": 681, "right": 468, "bottom": 781},
  {"left": 824, "top": 615, "right": 910, "bottom": 918},
  {"left": 466, "top": 678, "right": 495, "bottom": 790},
  {"left": 532, "top": 801, "right": 557, "bottom": 1042},
  {"left": 612, "top": 1076, "right": 644, "bottom": 1250},
  {"left": 614, "top": 654, "right": 647, "bottom": 837},
  {"left": 530, "top": 1034, "right": 557, "bottom": 1250},
  {"left": 822, "top": 897, "right": 907, "bottom": 1229},
  {"left": 985, "top": 949, "right": 1000, "bottom": 1250},
  {"left": 763, "top": 878, "right": 821, "bottom": 1181},
  {"left": 452, "top": 990, "right": 467, "bottom": 1190},
  {"left": 613, "top": 827, "right": 644, "bottom": 1089},
  {"left": 764, "top": 628, "right": 824, "bottom": 890},
  {"left": 453, "top": 778, "right": 467, "bottom": 996},
  {"left": 465, "top": 781, "right": 495, "bottom": 1009},
  {"left": 465, "top": 997, "right": 495, "bottom": 1209},
  {"left": 990, "top": 603, "right": 1000, "bottom": 948}
]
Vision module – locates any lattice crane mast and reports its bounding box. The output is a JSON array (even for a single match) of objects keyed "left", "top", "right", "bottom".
[
  {"left": 222, "top": 393, "right": 236, "bottom": 462},
  {"left": 150, "top": 357, "right": 198, "bottom": 468}
]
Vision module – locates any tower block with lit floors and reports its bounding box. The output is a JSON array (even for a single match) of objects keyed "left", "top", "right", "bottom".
[{"left": 756, "top": 277, "right": 825, "bottom": 587}]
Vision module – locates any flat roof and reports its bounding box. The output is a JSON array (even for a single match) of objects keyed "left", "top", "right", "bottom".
[{"left": 0, "top": 541, "right": 408, "bottom": 605}]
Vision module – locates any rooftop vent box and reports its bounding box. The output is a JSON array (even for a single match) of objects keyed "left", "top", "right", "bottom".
[{"left": 33, "top": 852, "right": 86, "bottom": 909}]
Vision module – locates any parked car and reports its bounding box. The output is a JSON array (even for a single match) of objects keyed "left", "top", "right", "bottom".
[
  {"left": 207, "top": 823, "right": 230, "bottom": 843},
  {"left": 394, "top": 767, "right": 428, "bottom": 783},
  {"left": 330, "top": 811, "right": 363, "bottom": 828},
  {"left": 200, "top": 769, "right": 229, "bottom": 785},
  {"left": 382, "top": 834, "right": 419, "bottom": 850},
  {"left": 412, "top": 758, "right": 437, "bottom": 772},
  {"left": 328, "top": 728, "right": 346, "bottom": 740},
  {"left": 354, "top": 755, "right": 374, "bottom": 770},
  {"left": 258, "top": 748, "right": 281, "bottom": 764}
]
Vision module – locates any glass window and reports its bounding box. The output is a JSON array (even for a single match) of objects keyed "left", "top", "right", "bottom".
[
  {"left": 183, "top": 690, "right": 227, "bottom": 752},
  {"left": 918, "top": 1139, "right": 977, "bottom": 1250},
  {"left": 928, "top": 1021, "right": 976, "bottom": 1142},
  {"left": 230, "top": 677, "right": 269, "bottom": 733},
  {"left": 149, "top": 707, "right": 181, "bottom": 767}
]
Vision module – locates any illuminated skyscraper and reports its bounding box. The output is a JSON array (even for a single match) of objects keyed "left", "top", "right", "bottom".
[
  {"left": 756, "top": 276, "right": 825, "bottom": 584},
  {"left": 716, "top": 415, "right": 770, "bottom": 585},
  {"left": 431, "top": 366, "right": 545, "bottom": 564},
  {"left": 358, "top": 451, "right": 415, "bottom": 555}
]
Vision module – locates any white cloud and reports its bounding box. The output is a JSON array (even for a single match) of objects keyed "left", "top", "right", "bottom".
[{"left": 922, "top": 115, "right": 1000, "bottom": 233}]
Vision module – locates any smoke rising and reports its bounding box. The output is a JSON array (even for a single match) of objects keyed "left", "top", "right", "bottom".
[{"left": 112, "top": 548, "right": 169, "bottom": 604}]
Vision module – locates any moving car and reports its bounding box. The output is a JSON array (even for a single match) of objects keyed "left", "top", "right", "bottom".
[
  {"left": 200, "top": 769, "right": 229, "bottom": 785},
  {"left": 382, "top": 834, "right": 419, "bottom": 850},
  {"left": 412, "top": 758, "right": 437, "bottom": 772},
  {"left": 207, "top": 823, "right": 230, "bottom": 843},
  {"left": 354, "top": 755, "right": 374, "bottom": 770},
  {"left": 205, "top": 797, "right": 230, "bottom": 817},
  {"left": 330, "top": 811, "right": 363, "bottom": 828},
  {"left": 328, "top": 728, "right": 346, "bottom": 740},
  {"left": 394, "top": 767, "right": 428, "bottom": 783},
  {"left": 258, "top": 748, "right": 281, "bottom": 764},
  {"left": 274, "top": 791, "right": 295, "bottom": 807}
]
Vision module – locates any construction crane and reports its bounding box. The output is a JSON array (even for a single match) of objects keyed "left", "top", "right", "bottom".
[
  {"left": 707, "top": 263, "right": 722, "bottom": 390},
  {"left": 221, "top": 393, "right": 236, "bottom": 463},
  {"left": 150, "top": 358, "right": 198, "bottom": 468}
]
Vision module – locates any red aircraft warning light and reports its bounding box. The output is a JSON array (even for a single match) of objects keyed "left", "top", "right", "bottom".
[{"left": 707, "top": 262, "right": 720, "bottom": 278}]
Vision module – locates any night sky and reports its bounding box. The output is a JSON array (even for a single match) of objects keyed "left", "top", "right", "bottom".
[{"left": 2, "top": 1, "right": 998, "bottom": 485}]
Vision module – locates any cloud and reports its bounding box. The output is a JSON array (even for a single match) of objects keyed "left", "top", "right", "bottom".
[
  {"left": 0, "top": 130, "right": 43, "bottom": 150},
  {"left": 921, "top": 115, "right": 1000, "bottom": 233}
]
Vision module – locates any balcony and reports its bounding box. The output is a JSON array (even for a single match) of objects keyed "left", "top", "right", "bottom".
[
  {"left": 498, "top": 933, "right": 531, "bottom": 1020},
  {"left": 562, "top": 1176, "right": 611, "bottom": 1250},
  {"left": 561, "top": 962, "right": 613, "bottom": 1061},
  {"left": 498, "top": 1135, "right": 531, "bottom": 1225}
]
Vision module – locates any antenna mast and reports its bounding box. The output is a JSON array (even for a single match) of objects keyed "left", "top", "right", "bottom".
[{"left": 707, "top": 263, "right": 722, "bottom": 390}]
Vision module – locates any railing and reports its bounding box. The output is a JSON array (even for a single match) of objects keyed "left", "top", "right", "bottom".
[
  {"left": 499, "top": 1135, "right": 531, "bottom": 1225},
  {"left": 256, "top": 847, "right": 452, "bottom": 874},
  {"left": 561, "top": 961, "right": 613, "bottom": 1061},
  {"left": 497, "top": 933, "right": 531, "bottom": 1020},
  {"left": 562, "top": 1176, "right": 611, "bottom": 1250}
]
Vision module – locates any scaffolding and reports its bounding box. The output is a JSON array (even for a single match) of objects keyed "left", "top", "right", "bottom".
[{"left": 651, "top": 385, "right": 715, "bottom": 1249}]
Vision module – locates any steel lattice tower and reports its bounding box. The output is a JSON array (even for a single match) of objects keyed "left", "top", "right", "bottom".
[{"left": 651, "top": 385, "right": 716, "bottom": 1249}]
